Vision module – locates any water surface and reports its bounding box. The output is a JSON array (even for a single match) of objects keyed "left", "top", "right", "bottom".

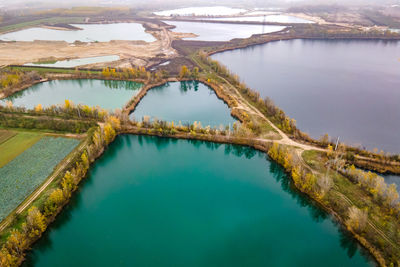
[
  {"left": 212, "top": 39, "right": 400, "bottom": 152},
  {"left": 165, "top": 21, "right": 285, "bottom": 41},
  {"left": 0, "top": 23, "right": 156, "bottom": 42},
  {"left": 155, "top": 6, "right": 246, "bottom": 16},
  {"left": 24, "top": 55, "right": 120, "bottom": 68},
  {"left": 131, "top": 81, "right": 235, "bottom": 127},
  {"left": 208, "top": 15, "right": 314, "bottom": 23},
  {"left": 1, "top": 79, "right": 141, "bottom": 110},
  {"left": 384, "top": 174, "right": 400, "bottom": 188},
  {"left": 25, "top": 135, "right": 373, "bottom": 266}
]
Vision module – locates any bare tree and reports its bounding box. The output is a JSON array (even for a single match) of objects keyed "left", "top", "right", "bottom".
[
  {"left": 318, "top": 174, "right": 333, "bottom": 196},
  {"left": 346, "top": 206, "right": 368, "bottom": 233}
]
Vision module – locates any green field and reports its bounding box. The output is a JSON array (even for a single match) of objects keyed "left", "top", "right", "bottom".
[
  {"left": 0, "top": 130, "right": 16, "bottom": 145},
  {"left": 7, "top": 66, "right": 101, "bottom": 74},
  {"left": 0, "top": 136, "right": 80, "bottom": 221},
  {"left": 0, "top": 130, "right": 43, "bottom": 168}
]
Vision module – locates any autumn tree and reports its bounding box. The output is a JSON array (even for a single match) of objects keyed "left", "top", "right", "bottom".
[
  {"left": 34, "top": 104, "right": 43, "bottom": 112},
  {"left": 64, "top": 99, "right": 73, "bottom": 109},
  {"left": 23, "top": 207, "right": 46, "bottom": 238},
  {"left": 386, "top": 184, "right": 399, "bottom": 209},
  {"left": 61, "top": 171, "right": 75, "bottom": 199},
  {"left": 81, "top": 152, "right": 90, "bottom": 170},
  {"left": 92, "top": 128, "right": 104, "bottom": 150},
  {"left": 320, "top": 133, "right": 330, "bottom": 146},
  {"left": 302, "top": 172, "right": 317, "bottom": 193},
  {"left": 102, "top": 68, "right": 111, "bottom": 77},
  {"left": 103, "top": 123, "right": 116, "bottom": 145},
  {"left": 5, "top": 230, "right": 27, "bottom": 258},
  {"left": 192, "top": 67, "right": 199, "bottom": 78},
  {"left": 106, "top": 116, "right": 121, "bottom": 131},
  {"left": 179, "top": 65, "right": 190, "bottom": 78},
  {"left": 346, "top": 206, "right": 368, "bottom": 233},
  {"left": 268, "top": 142, "right": 280, "bottom": 161},
  {"left": 318, "top": 174, "right": 333, "bottom": 197},
  {"left": 291, "top": 166, "right": 302, "bottom": 186},
  {"left": 44, "top": 189, "right": 65, "bottom": 217},
  {"left": 0, "top": 246, "right": 18, "bottom": 267}
]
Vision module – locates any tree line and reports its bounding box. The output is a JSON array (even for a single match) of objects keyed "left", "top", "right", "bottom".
[
  {"left": 0, "top": 70, "right": 41, "bottom": 95},
  {"left": 0, "top": 116, "right": 121, "bottom": 266}
]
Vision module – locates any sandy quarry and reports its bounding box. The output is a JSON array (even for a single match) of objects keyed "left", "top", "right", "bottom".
[{"left": 0, "top": 22, "right": 194, "bottom": 68}]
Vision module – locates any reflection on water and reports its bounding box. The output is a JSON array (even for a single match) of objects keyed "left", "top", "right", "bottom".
[
  {"left": 131, "top": 81, "right": 236, "bottom": 127},
  {"left": 383, "top": 174, "right": 400, "bottom": 188},
  {"left": 24, "top": 135, "right": 373, "bottom": 266},
  {"left": 164, "top": 20, "right": 285, "bottom": 41},
  {"left": 1, "top": 79, "right": 142, "bottom": 110},
  {"left": 208, "top": 15, "right": 314, "bottom": 23},
  {"left": 212, "top": 39, "right": 400, "bottom": 153}
]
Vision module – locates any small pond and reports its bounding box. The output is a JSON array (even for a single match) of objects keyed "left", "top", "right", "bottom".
[
  {"left": 131, "top": 81, "right": 236, "bottom": 127},
  {"left": 1, "top": 79, "right": 142, "bottom": 110}
]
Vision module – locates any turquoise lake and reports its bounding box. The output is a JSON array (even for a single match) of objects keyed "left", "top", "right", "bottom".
[
  {"left": 24, "top": 135, "right": 374, "bottom": 266},
  {"left": 1, "top": 79, "right": 142, "bottom": 110},
  {"left": 131, "top": 81, "right": 236, "bottom": 127}
]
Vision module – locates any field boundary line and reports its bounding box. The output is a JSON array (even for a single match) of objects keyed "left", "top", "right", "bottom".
[{"left": 0, "top": 138, "right": 88, "bottom": 232}]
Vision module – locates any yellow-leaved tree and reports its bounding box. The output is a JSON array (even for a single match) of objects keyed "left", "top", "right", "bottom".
[
  {"left": 64, "top": 99, "right": 73, "bottom": 109},
  {"left": 44, "top": 189, "right": 65, "bottom": 216},
  {"left": 104, "top": 123, "right": 116, "bottom": 145},
  {"left": 34, "top": 104, "right": 43, "bottom": 112},
  {"left": 23, "top": 207, "right": 47, "bottom": 238},
  {"left": 106, "top": 116, "right": 121, "bottom": 131},
  {"left": 179, "top": 65, "right": 190, "bottom": 78}
]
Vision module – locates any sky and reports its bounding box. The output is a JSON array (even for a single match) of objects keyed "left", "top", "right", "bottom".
[{"left": 0, "top": 0, "right": 399, "bottom": 11}]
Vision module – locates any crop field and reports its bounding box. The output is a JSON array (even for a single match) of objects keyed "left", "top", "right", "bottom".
[
  {"left": 0, "top": 130, "right": 43, "bottom": 168},
  {"left": 0, "top": 130, "right": 16, "bottom": 144},
  {"left": 0, "top": 136, "right": 79, "bottom": 221}
]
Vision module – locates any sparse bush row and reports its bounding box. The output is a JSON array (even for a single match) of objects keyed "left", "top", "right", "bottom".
[
  {"left": 342, "top": 166, "right": 400, "bottom": 215},
  {"left": 0, "top": 113, "right": 96, "bottom": 133}
]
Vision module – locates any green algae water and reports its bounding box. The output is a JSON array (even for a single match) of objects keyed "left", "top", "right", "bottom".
[
  {"left": 131, "top": 81, "right": 236, "bottom": 127},
  {"left": 1, "top": 79, "right": 142, "bottom": 110},
  {"left": 25, "top": 135, "right": 373, "bottom": 266}
]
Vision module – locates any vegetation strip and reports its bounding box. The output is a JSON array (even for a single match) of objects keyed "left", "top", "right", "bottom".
[
  {"left": 0, "top": 132, "right": 43, "bottom": 168},
  {"left": 1, "top": 62, "right": 400, "bottom": 266},
  {"left": 0, "top": 19, "right": 400, "bottom": 266}
]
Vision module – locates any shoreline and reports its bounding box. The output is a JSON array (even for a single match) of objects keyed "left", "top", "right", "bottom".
[
  {"left": 1, "top": 28, "right": 400, "bottom": 264},
  {"left": 0, "top": 85, "right": 395, "bottom": 266}
]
